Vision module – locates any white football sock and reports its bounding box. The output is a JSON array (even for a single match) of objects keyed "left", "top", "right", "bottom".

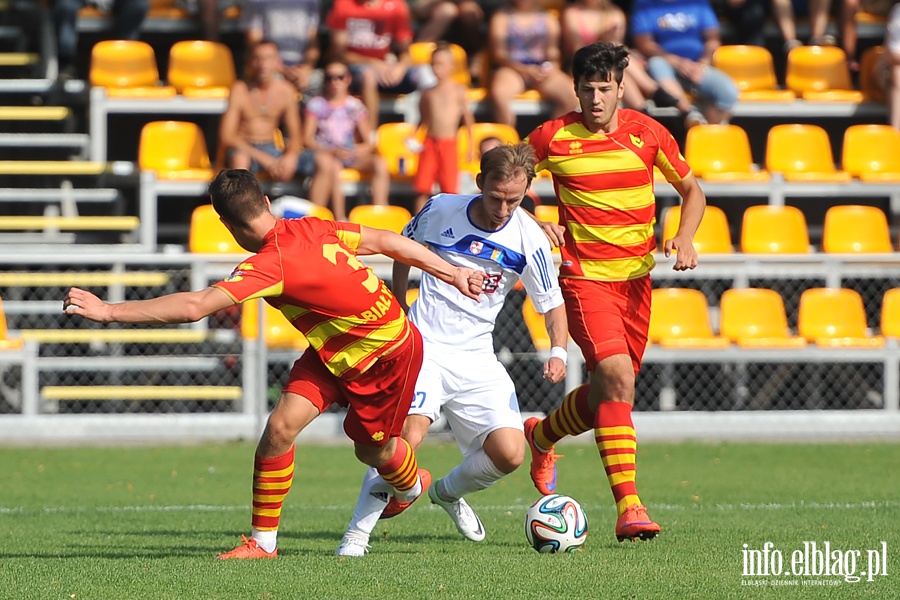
[
  {"left": 392, "top": 475, "right": 422, "bottom": 504},
  {"left": 251, "top": 528, "right": 277, "bottom": 553},
  {"left": 439, "top": 449, "right": 505, "bottom": 501},
  {"left": 344, "top": 467, "right": 392, "bottom": 536}
]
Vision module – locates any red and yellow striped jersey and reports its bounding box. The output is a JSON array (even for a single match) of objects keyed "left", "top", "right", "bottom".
[
  {"left": 214, "top": 218, "right": 409, "bottom": 379},
  {"left": 526, "top": 109, "right": 692, "bottom": 281}
]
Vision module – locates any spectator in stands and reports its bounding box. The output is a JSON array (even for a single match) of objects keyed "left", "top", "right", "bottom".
[
  {"left": 630, "top": 0, "right": 739, "bottom": 127},
  {"left": 771, "top": 0, "right": 835, "bottom": 54},
  {"left": 326, "top": 0, "right": 435, "bottom": 129},
  {"left": 409, "top": 0, "right": 484, "bottom": 50},
  {"left": 876, "top": 0, "right": 900, "bottom": 130},
  {"left": 486, "top": 0, "right": 578, "bottom": 128},
  {"left": 220, "top": 40, "right": 313, "bottom": 183},
  {"left": 176, "top": 0, "right": 238, "bottom": 41},
  {"left": 716, "top": 0, "right": 767, "bottom": 47},
  {"left": 412, "top": 43, "right": 475, "bottom": 213},
  {"left": 241, "top": 0, "right": 322, "bottom": 96},
  {"left": 560, "top": 0, "right": 694, "bottom": 114},
  {"left": 301, "top": 61, "right": 390, "bottom": 221},
  {"left": 52, "top": 0, "right": 148, "bottom": 80}
]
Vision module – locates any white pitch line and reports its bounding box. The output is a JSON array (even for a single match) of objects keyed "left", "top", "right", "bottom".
[{"left": 0, "top": 500, "right": 897, "bottom": 516}]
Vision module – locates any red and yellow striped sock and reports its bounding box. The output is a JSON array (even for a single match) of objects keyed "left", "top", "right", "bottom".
[
  {"left": 251, "top": 446, "right": 295, "bottom": 531},
  {"left": 594, "top": 401, "right": 642, "bottom": 516},
  {"left": 534, "top": 384, "right": 593, "bottom": 450},
  {"left": 377, "top": 437, "right": 419, "bottom": 494}
]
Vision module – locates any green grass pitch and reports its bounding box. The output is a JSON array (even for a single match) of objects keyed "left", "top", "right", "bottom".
[{"left": 1, "top": 440, "right": 898, "bottom": 599}]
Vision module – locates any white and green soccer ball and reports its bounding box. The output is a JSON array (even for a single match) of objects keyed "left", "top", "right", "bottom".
[{"left": 524, "top": 494, "right": 588, "bottom": 553}]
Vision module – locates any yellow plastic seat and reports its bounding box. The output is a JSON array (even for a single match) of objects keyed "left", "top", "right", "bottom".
[
  {"left": 523, "top": 296, "right": 551, "bottom": 351},
  {"left": 720, "top": 288, "right": 807, "bottom": 347},
  {"left": 533, "top": 204, "right": 561, "bottom": 254},
  {"left": 409, "top": 41, "right": 470, "bottom": 87},
  {"left": 458, "top": 122, "right": 521, "bottom": 174},
  {"left": 662, "top": 204, "right": 733, "bottom": 254},
  {"left": 822, "top": 205, "right": 892, "bottom": 253},
  {"left": 242, "top": 300, "right": 309, "bottom": 351},
  {"left": 648, "top": 288, "right": 729, "bottom": 348},
  {"left": 139, "top": 121, "right": 215, "bottom": 181},
  {"left": 148, "top": 0, "right": 190, "bottom": 18},
  {"left": 842, "top": 124, "right": 900, "bottom": 182},
  {"left": 765, "top": 124, "right": 851, "bottom": 182},
  {"left": 880, "top": 288, "right": 900, "bottom": 338},
  {"left": 348, "top": 205, "right": 412, "bottom": 234},
  {"left": 405, "top": 288, "right": 419, "bottom": 307},
  {"left": 740, "top": 205, "right": 810, "bottom": 254},
  {"left": 0, "top": 297, "right": 24, "bottom": 350},
  {"left": 785, "top": 46, "right": 864, "bottom": 102},
  {"left": 685, "top": 124, "right": 770, "bottom": 181},
  {"left": 89, "top": 40, "right": 176, "bottom": 98},
  {"left": 860, "top": 45, "right": 886, "bottom": 102},
  {"left": 189, "top": 204, "right": 244, "bottom": 253},
  {"left": 306, "top": 204, "right": 336, "bottom": 220},
  {"left": 712, "top": 45, "right": 796, "bottom": 102},
  {"left": 168, "top": 40, "right": 236, "bottom": 98},
  {"left": 375, "top": 122, "right": 426, "bottom": 180},
  {"left": 798, "top": 288, "right": 884, "bottom": 347}
]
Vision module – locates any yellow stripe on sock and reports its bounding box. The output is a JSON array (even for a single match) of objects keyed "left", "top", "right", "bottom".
[
  {"left": 602, "top": 453, "right": 636, "bottom": 467},
  {"left": 597, "top": 426, "right": 636, "bottom": 437},
  {"left": 253, "top": 465, "right": 294, "bottom": 478},
  {"left": 253, "top": 492, "right": 290, "bottom": 503},
  {"left": 617, "top": 494, "right": 642, "bottom": 514},
  {"left": 253, "top": 481, "right": 293, "bottom": 491},
  {"left": 608, "top": 470, "right": 637, "bottom": 487},
  {"left": 253, "top": 508, "right": 284, "bottom": 518}
]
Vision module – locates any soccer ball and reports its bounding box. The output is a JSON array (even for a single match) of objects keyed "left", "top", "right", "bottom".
[{"left": 524, "top": 494, "right": 588, "bottom": 553}]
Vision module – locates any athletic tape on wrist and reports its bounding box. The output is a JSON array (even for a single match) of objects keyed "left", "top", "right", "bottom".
[{"left": 550, "top": 346, "right": 567, "bottom": 364}]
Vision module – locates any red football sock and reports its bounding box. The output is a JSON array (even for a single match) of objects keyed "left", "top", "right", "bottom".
[
  {"left": 594, "top": 401, "right": 642, "bottom": 516},
  {"left": 377, "top": 437, "right": 419, "bottom": 493},
  {"left": 534, "top": 384, "right": 593, "bottom": 449},
  {"left": 251, "top": 445, "right": 295, "bottom": 531}
]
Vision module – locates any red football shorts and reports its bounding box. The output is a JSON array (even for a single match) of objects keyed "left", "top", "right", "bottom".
[
  {"left": 282, "top": 324, "right": 424, "bottom": 446},
  {"left": 560, "top": 276, "right": 652, "bottom": 374},
  {"left": 413, "top": 137, "right": 459, "bottom": 195}
]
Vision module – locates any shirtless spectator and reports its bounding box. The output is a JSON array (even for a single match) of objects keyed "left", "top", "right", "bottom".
[
  {"left": 219, "top": 40, "right": 313, "bottom": 182},
  {"left": 412, "top": 43, "right": 475, "bottom": 213}
]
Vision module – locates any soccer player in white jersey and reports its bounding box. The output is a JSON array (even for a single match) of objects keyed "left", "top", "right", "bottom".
[{"left": 336, "top": 142, "right": 569, "bottom": 556}]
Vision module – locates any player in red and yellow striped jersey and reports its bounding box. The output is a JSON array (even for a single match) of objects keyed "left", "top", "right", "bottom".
[
  {"left": 63, "top": 169, "right": 485, "bottom": 558},
  {"left": 523, "top": 42, "right": 707, "bottom": 542}
]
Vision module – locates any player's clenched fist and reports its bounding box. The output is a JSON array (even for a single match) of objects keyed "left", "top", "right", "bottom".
[
  {"left": 63, "top": 287, "right": 111, "bottom": 323},
  {"left": 451, "top": 268, "right": 486, "bottom": 301}
]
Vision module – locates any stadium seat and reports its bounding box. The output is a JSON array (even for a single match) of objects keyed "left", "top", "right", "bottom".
[
  {"left": 798, "top": 288, "right": 884, "bottom": 347},
  {"left": 348, "top": 205, "right": 412, "bottom": 234},
  {"left": 720, "top": 288, "right": 806, "bottom": 347},
  {"left": 241, "top": 299, "right": 309, "bottom": 351},
  {"left": 648, "top": 288, "right": 729, "bottom": 347},
  {"left": 880, "top": 288, "right": 900, "bottom": 338},
  {"left": 785, "top": 46, "right": 864, "bottom": 102},
  {"left": 458, "top": 122, "right": 521, "bottom": 174},
  {"left": 409, "top": 41, "right": 471, "bottom": 87},
  {"left": 662, "top": 204, "right": 733, "bottom": 254},
  {"left": 89, "top": 40, "right": 176, "bottom": 97},
  {"left": 307, "top": 205, "right": 336, "bottom": 220},
  {"left": 405, "top": 288, "right": 419, "bottom": 307},
  {"left": 860, "top": 45, "right": 886, "bottom": 102},
  {"left": 522, "top": 296, "right": 550, "bottom": 351},
  {"left": 822, "top": 205, "right": 892, "bottom": 253},
  {"left": 189, "top": 204, "right": 244, "bottom": 253},
  {"left": 765, "top": 124, "right": 851, "bottom": 182},
  {"left": 147, "top": 0, "right": 190, "bottom": 18},
  {"left": 0, "top": 297, "right": 24, "bottom": 350},
  {"left": 167, "top": 40, "right": 236, "bottom": 98},
  {"left": 139, "top": 121, "right": 215, "bottom": 180},
  {"left": 740, "top": 205, "right": 810, "bottom": 253},
  {"left": 842, "top": 124, "right": 900, "bottom": 182},
  {"left": 375, "top": 122, "right": 426, "bottom": 180},
  {"left": 684, "top": 124, "right": 770, "bottom": 181},
  {"left": 711, "top": 45, "right": 795, "bottom": 101}
]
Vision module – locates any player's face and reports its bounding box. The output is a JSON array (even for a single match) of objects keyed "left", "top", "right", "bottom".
[
  {"left": 251, "top": 44, "right": 280, "bottom": 83},
  {"left": 575, "top": 74, "right": 624, "bottom": 132},
  {"left": 431, "top": 50, "right": 454, "bottom": 79},
  {"left": 477, "top": 171, "right": 528, "bottom": 229}
]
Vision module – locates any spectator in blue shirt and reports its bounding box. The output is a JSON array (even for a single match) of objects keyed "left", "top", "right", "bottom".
[{"left": 630, "top": 0, "right": 739, "bottom": 127}]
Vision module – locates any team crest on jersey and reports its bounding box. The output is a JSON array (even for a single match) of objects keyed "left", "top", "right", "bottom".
[
  {"left": 629, "top": 133, "right": 644, "bottom": 148},
  {"left": 371, "top": 431, "right": 385, "bottom": 442},
  {"left": 469, "top": 240, "right": 484, "bottom": 254},
  {"left": 224, "top": 262, "right": 254, "bottom": 283},
  {"left": 568, "top": 140, "right": 583, "bottom": 154}
]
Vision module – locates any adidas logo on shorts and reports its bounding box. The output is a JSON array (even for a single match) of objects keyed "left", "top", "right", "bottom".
[{"left": 440, "top": 227, "right": 454, "bottom": 238}]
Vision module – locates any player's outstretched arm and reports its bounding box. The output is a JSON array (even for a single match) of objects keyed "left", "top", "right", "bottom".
[
  {"left": 63, "top": 286, "right": 236, "bottom": 325},
  {"left": 664, "top": 173, "right": 706, "bottom": 271},
  {"left": 542, "top": 303, "right": 568, "bottom": 384},
  {"left": 356, "top": 226, "right": 485, "bottom": 301}
]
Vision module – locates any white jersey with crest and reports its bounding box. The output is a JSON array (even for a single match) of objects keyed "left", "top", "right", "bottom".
[{"left": 403, "top": 193, "right": 563, "bottom": 354}]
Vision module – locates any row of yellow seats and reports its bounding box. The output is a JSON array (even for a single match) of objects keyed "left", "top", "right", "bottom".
[
  {"left": 685, "top": 123, "right": 900, "bottom": 183},
  {"left": 91, "top": 39, "right": 235, "bottom": 98},
  {"left": 712, "top": 44, "right": 883, "bottom": 103},
  {"left": 665, "top": 203, "right": 898, "bottom": 254},
  {"left": 523, "top": 286, "right": 899, "bottom": 352}
]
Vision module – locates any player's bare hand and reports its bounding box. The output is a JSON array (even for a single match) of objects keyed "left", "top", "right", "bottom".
[
  {"left": 543, "top": 357, "right": 566, "bottom": 383},
  {"left": 452, "top": 268, "right": 485, "bottom": 301},
  {"left": 63, "top": 287, "right": 112, "bottom": 322},
  {"left": 664, "top": 235, "right": 699, "bottom": 271},
  {"left": 539, "top": 220, "right": 566, "bottom": 248}
]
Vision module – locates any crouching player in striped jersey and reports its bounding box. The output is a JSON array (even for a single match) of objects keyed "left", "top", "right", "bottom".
[
  {"left": 62, "top": 169, "right": 486, "bottom": 559},
  {"left": 336, "top": 143, "right": 569, "bottom": 556},
  {"left": 524, "top": 41, "right": 706, "bottom": 542}
]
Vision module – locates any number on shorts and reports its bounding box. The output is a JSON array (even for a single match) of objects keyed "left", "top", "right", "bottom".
[{"left": 411, "top": 391, "right": 426, "bottom": 409}]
